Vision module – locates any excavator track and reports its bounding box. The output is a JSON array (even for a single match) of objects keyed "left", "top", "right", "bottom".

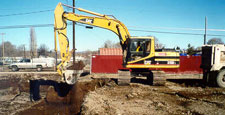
[
  {"left": 150, "top": 70, "right": 166, "bottom": 86},
  {"left": 131, "top": 69, "right": 166, "bottom": 86},
  {"left": 117, "top": 70, "right": 131, "bottom": 86}
]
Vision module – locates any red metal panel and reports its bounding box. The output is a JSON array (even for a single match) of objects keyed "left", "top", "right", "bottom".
[
  {"left": 91, "top": 55, "right": 203, "bottom": 74},
  {"left": 161, "top": 56, "right": 202, "bottom": 74},
  {"left": 91, "top": 55, "right": 123, "bottom": 73}
]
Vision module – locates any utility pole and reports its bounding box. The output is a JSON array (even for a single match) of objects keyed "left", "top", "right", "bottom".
[
  {"left": 0, "top": 33, "right": 5, "bottom": 65},
  {"left": 73, "top": 0, "right": 76, "bottom": 65},
  {"left": 204, "top": 16, "right": 207, "bottom": 45}
]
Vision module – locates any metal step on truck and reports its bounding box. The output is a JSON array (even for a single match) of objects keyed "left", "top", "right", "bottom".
[{"left": 201, "top": 44, "right": 225, "bottom": 88}]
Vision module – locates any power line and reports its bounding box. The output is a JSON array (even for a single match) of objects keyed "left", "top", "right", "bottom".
[
  {"left": 0, "top": 8, "right": 224, "bottom": 32},
  {"left": 0, "top": 24, "right": 54, "bottom": 29},
  {"left": 128, "top": 26, "right": 225, "bottom": 32},
  {"left": 0, "top": 23, "right": 85, "bottom": 29},
  {"left": 0, "top": 23, "right": 225, "bottom": 37},
  {"left": 0, "top": 9, "right": 54, "bottom": 17},
  {"left": 129, "top": 29, "right": 225, "bottom": 37}
]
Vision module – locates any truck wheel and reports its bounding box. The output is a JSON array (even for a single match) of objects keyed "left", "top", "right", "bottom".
[
  {"left": 36, "top": 66, "right": 42, "bottom": 72},
  {"left": 217, "top": 69, "right": 225, "bottom": 88},
  {"left": 12, "top": 66, "right": 18, "bottom": 72}
]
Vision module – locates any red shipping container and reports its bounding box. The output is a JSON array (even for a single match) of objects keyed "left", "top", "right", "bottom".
[
  {"left": 91, "top": 55, "right": 123, "bottom": 73},
  {"left": 91, "top": 55, "right": 203, "bottom": 74},
  {"left": 160, "top": 56, "right": 202, "bottom": 74}
]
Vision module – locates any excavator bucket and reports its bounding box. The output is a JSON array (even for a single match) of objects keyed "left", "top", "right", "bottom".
[
  {"left": 64, "top": 70, "right": 83, "bottom": 84},
  {"left": 64, "top": 61, "right": 85, "bottom": 84}
]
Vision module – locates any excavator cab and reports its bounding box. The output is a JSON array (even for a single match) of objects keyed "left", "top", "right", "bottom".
[
  {"left": 128, "top": 38, "right": 152, "bottom": 61},
  {"left": 126, "top": 36, "right": 179, "bottom": 69}
]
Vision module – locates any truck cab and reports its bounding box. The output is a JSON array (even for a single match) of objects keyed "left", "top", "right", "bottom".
[{"left": 201, "top": 44, "right": 225, "bottom": 88}]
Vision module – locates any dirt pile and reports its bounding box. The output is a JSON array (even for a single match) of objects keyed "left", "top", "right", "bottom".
[
  {"left": 81, "top": 82, "right": 225, "bottom": 115},
  {"left": 0, "top": 73, "right": 60, "bottom": 114},
  {"left": 67, "top": 61, "right": 85, "bottom": 70},
  {"left": 0, "top": 79, "right": 47, "bottom": 114}
]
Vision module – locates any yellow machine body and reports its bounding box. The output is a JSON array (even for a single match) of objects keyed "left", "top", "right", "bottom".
[{"left": 54, "top": 3, "right": 180, "bottom": 82}]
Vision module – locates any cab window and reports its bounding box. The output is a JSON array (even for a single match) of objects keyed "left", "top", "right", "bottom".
[
  {"left": 130, "top": 41, "right": 143, "bottom": 52},
  {"left": 20, "top": 59, "right": 30, "bottom": 63},
  {"left": 128, "top": 39, "right": 151, "bottom": 61},
  {"left": 25, "top": 59, "right": 31, "bottom": 62}
]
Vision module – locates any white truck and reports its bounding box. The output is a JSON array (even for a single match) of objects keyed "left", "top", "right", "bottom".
[
  {"left": 201, "top": 44, "right": 225, "bottom": 88},
  {"left": 9, "top": 58, "right": 47, "bottom": 72}
]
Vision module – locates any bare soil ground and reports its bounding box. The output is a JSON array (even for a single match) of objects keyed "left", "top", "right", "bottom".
[
  {"left": 0, "top": 73, "right": 225, "bottom": 115},
  {"left": 81, "top": 81, "right": 225, "bottom": 115}
]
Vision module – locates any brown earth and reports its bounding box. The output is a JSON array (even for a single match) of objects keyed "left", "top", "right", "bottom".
[
  {"left": 0, "top": 73, "right": 60, "bottom": 115},
  {"left": 18, "top": 77, "right": 112, "bottom": 115},
  {"left": 81, "top": 82, "right": 225, "bottom": 115},
  {"left": 0, "top": 73, "right": 225, "bottom": 115},
  {"left": 67, "top": 61, "right": 85, "bottom": 70}
]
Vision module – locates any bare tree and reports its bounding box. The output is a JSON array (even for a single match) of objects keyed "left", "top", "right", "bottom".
[
  {"left": 30, "top": 27, "right": 37, "bottom": 58},
  {"left": 187, "top": 43, "right": 196, "bottom": 55},
  {"left": 1, "top": 41, "right": 17, "bottom": 57},
  {"left": 207, "top": 38, "right": 224, "bottom": 45},
  {"left": 38, "top": 44, "right": 49, "bottom": 57},
  {"left": 16, "top": 45, "right": 26, "bottom": 57},
  {"left": 102, "top": 40, "right": 121, "bottom": 48},
  {"left": 148, "top": 36, "right": 164, "bottom": 49},
  {"left": 0, "top": 41, "right": 28, "bottom": 58}
]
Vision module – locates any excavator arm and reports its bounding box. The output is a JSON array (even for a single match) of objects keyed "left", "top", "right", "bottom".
[
  {"left": 54, "top": 3, "right": 131, "bottom": 83},
  {"left": 64, "top": 11, "right": 130, "bottom": 45},
  {"left": 54, "top": 3, "right": 72, "bottom": 77},
  {"left": 55, "top": 3, "right": 130, "bottom": 45}
]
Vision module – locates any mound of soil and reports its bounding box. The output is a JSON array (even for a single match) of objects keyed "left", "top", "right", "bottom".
[
  {"left": 81, "top": 82, "right": 225, "bottom": 115},
  {"left": 67, "top": 61, "right": 85, "bottom": 70}
]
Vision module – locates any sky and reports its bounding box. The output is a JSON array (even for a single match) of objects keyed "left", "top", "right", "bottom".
[{"left": 0, "top": 0, "right": 225, "bottom": 51}]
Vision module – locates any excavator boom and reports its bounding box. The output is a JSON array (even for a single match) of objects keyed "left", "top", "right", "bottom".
[{"left": 54, "top": 3, "right": 131, "bottom": 84}]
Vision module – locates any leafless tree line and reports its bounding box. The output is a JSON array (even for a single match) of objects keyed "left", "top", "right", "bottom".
[{"left": 0, "top": 41, "right": 53, "bottom": 58}]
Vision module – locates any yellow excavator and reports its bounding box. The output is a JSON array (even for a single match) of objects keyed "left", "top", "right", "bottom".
[{"left": 54, "top": 3, "right": 180, "bottom": 85}]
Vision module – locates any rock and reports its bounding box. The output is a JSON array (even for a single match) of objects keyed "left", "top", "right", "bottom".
[{"left": 222, "top": 92, "right": 225, "bottom": 95}]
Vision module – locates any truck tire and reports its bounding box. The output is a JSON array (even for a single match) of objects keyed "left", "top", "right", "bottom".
[
  {"left": 11, "top": 66, "right": 18, "bottom": 72},
  {"left": 217, "top": 69, "right": 225, "bottom": 88},
  {"left": 36, "top": 65, "right": 42, "bottom": 72}
]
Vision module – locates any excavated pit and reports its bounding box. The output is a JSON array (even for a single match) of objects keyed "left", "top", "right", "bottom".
[{"left": 18, "top": 77, "right": 112, "bottom": 115}]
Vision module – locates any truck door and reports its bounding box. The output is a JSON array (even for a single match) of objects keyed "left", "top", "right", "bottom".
[{"left": 24, "top": 59, "right": 31, "bottom": 68}]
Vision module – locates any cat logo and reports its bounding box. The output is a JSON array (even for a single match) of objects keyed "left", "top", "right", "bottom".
[{"left": 80, "top": 18, "right": 94, "bottom": 24}]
